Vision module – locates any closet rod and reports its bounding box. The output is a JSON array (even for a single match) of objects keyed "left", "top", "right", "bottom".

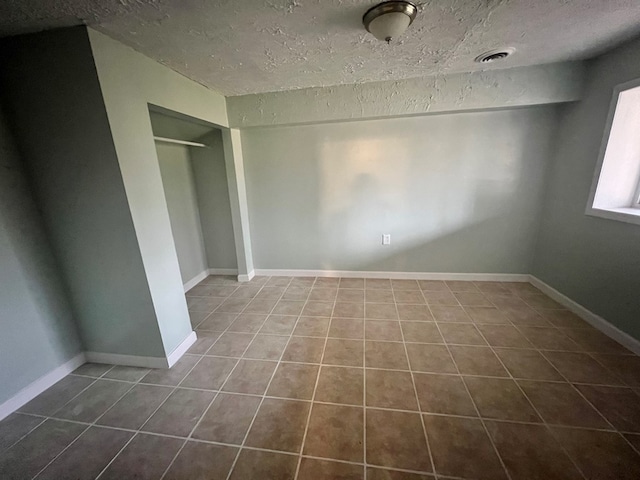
[{"left": 153, "top": 136, "right": 208, "bottom": 148}]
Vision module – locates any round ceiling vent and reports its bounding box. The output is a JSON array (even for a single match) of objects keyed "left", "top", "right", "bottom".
[{"left": 475, "top": 48, "right": 515, "bottom": 63}]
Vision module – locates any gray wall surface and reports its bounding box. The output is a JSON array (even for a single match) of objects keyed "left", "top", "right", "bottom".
[
  {"left": 156, "top": 142, "right": 208, "bottom": 284},
  {"left": 191, "top": 130, "right": 238, "bottom": 271},
  {"left": 533, "top": 36, "right": 640, "bottom": 339},
  {"left": 0, "top": 28, "right": 167, "bottom": 358},
  {"left": 0, "top": 105, "right": 83, "bottom": 405},
  {"left": 242, "top": 106, "right": 558, "bottom": 273}
]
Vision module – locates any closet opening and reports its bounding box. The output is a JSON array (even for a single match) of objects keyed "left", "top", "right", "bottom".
[{"left": 149, "top": 106, "right": 238, "bottom": 290}]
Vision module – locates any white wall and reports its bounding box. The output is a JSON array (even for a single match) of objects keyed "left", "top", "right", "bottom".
[
  {"left": 242, "top": 106, "right": 558, "bottom": 273},
  {"left": 533, "top": 35, "right": 640, "bottom": 340},
  {"left": 156, "top": 142, "right": 208, "bottom": 284},
  {"left": 191, "top": 130, "right": 238, "bottom": 271},
  {"left": 0, "top": 105, "right": 82, "bottom": 405}
]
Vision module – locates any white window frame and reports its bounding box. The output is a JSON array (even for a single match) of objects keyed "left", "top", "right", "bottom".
[{"left": 586, "top": 77, "right": 640, "bottom": 226}]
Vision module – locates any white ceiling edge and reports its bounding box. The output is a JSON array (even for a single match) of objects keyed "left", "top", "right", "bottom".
[{"left": 226, "top": 61, "right": 586, "bottom": 128}]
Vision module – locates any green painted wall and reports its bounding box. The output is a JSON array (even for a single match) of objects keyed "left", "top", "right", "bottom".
[
  {"left": 242, "top": 106, "right": 559, "bottom": 273},
  {"left": 156, "top": 142, "right": 209, "bottom": 284},
  {"left": 0, "top": 28, "right": 166, "bottom": 358},
  {"left": 0, "top": 105, "right": 83, "bottom": 405},
  {"left": 533, "top": 36, "right": 640, "bottom": 339},
  {"left": 191, "top": 130, "right": 238, "bottom": 271}
]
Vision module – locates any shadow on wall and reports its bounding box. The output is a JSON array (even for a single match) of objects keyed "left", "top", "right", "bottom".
[{"left": 243, "top": 106, "right": 558, "bottom": 273}]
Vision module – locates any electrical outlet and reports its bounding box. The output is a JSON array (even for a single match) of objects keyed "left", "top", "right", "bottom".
[{"left": 382, "top": 234, "right": 391, "bottom": 245}]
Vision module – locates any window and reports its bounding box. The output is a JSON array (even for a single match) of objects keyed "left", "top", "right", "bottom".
[{"left": 587, "top": 78, "right": 640, "bottom": 225}]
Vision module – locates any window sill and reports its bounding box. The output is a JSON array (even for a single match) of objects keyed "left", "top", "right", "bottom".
[{"left": 586, "top": 206, "right": 640, "bottom": 226}]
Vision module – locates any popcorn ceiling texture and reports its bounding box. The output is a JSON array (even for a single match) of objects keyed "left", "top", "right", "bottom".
[
  {"left": 226, "top": 61, "right": 585, "bottom": 127},
  {"left": 0, "top": 0, "right": 639, "bottom": 96}
]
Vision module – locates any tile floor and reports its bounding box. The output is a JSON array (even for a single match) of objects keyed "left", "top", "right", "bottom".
[{"left": 2, "top": 275, "right": 640, "bottom": 479}]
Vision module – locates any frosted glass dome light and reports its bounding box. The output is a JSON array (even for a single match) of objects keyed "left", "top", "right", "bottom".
[{"left": 363, "top": 1, "right": 418, "bottom": 43}]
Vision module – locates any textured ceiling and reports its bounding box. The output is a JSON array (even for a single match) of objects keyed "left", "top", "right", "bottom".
[{"left": 1, "top": 0, "right": 639, "bottom": 96}]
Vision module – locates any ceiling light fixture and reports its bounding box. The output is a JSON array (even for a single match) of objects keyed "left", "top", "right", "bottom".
[{"left": 363, "top": 1, "right": 418, "bottom": 44}]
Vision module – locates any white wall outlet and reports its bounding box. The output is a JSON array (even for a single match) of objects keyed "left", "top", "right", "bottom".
[{"left": 382, "top": 234, "right": 391, "bottom": 245}]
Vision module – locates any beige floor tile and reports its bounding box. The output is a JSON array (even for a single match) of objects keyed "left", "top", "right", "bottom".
[
  {"left": 486, "top": 421, "right": 583, "bottom": 480},
  {"left": 243, "top": 297, "right": 278, "bottom": 314},
  {"left": 464, "top": 306, "right": 510, "bottom": 324},
  {"left": 429, "top": 305, "right": 471, "bottom": 323},
  {"left": 518, "top": 380, "right": 609, "bottom": 428},
  {"left": 207, "top": 332, "right": 254, "bottom": 357},
  {"left": 367, "top": 467, "right": 432, "bottom": 479},
  {"left": 494, "top": 348, "right": 563, "bottom": 380},
  {"left": 315, "top": 366, "right": 364, "bottom": 405},
  {"left": 500, "top": 305, "right": 549, "bottom": 326},
  {"left": 366, "top": 409, "right": 431, "bottom": 472},
  {"left": 35, "top": 428, "right": 132, "bottom": 479},
  {"left": 366, "top": 278, "right": 392, "bottom": 289},
  {"left": 365, "top": 341, "right": 409, "bottom": 370},
  {"left": 180, "top": 357, "right": 238, "bottom": 390},
  {"left": 245, "top": 398, "right": 310, "bottom": 452},
  {"left": 293, "top": 316, "right": 330, "bottom": 337},
  {"left": 243, "top": 334, "right": 289, "bottom": 360},
  {"left": 438, "top": 323, "right": 487, "bottom": 345},
  {"left": 267, "top": 363, "right": 319, "bottom": 400},
  {"left": 463, "top": 377, "right": 541, "bottom": 422},
  {"left": 187, "top": 332, "right": 221, "bottom": 354},
  {"left": 303, "top": 403, "right": 364, "bottom": 461},
  {"left": 197, "top": 312, "right": 237, "bottom": 331},
  {"left": 165, "top": 441, "right": 237, "bottom": 480},
  {"left": 227, "top": 313, "right": 267, "bottom": 333},
  {"left": 476, "top": 324, "right": 534, "bottom": 348},
  {"left": 448, "top": 345, "right": 508, "bottom": 377},
  {"left": 99, "top": 434, "right": 182, "bottom": 480},
  {"left": 422, "top": 291, "right": 457, "bottom": 306},
  {"left": 308, "top": 288, "right": 338, "bottom": 301},
  {"left": 575, "top": 384, "right": 640, "bottom": 432},
  {"left": 142, "top": 388, "right": 215, "bottom": 437},
  {"left": 192, "top": 393, "right": 261, "bottom": 444},
  {"left": 366, "top": 369, "right": 418, "bottom": 410},
  {"left": 365, "top": 289, "right": 395, "bottom": 303},
  {"left": 406, "top": 343, "right": 457, "bottom": 374},
  {"left": 365, "top": 303, "right": 399, "bottom": 320},
  {"left": 0, "top": 414, "right": 44, "bottom": 452},
  {"left": 418, "top": 280, "right": 448, "bottom": 292},
  {"left": 516, "top": 326, "right": 582, "bottom": 351},
  {"left": 333, "top": 302, "right": 365, "bottom": 318},
  {"left": 302, "top": 301, "right": 334, "bottom": 317},
  {"left": 260, "top": 314, "right": 297, "bottom": 334},
  {"left": 394, "top": 290, "right": 426, "bottom": 304},
  {"left": 552, "top": 426, "right": 640, "bottom": 480},
  {"left": 424, "top": 415, "right": 507, "bottom": 480},
  {"left": 272, "top": 300, "right": 305, "bottom": 316},
  {"left": 298, "top": 457, "right": 364, "bottom": 480},
  {"left": 594, "top": 354, "right": 640, "bottom": 386},
  {"left": 401, "top": 322, "right": 444, "bottom": 343},
  {"left": 53, "top": 379, "right": 133, "bottom": 423},
  {"left": 413, "top": 373, "right": 477, "bottom": 416},
  {"left": 340, "top": 278, "right": 365, "bottom": 289},
  {"left": 366, "top": 320, "right": 403, "bottom": 341},
  {"left": 561, "top": 327, "right": 632, "bottom": 354},
  {"left": 96, "top": 384, "right": 172, "bottom": 429},
  {"left": 19, "top": 375, "right": 94, "bottom": 416},
  {"left": 282, "top": 336, "right": 325, "bottom": 363},
  {"left": 282, "top": 286, "right": 310, "bottom": 301},
  {"left": 324, "top": 338, "right": 364, "bottom": 366},
  {"left": 543, "top": 351, "right": 624, "bottom": 385},
  {"left": 454, "top": 292, "right": 492, "bottom": 307},
  {"left": 140, "top": 355, "right": 199, "bottom": 386},
  {"left": 229, "top": 449, "right": 298, "bottom": 480},
  {"left": 222, "top": 359, "right": 277, "bottom": 394},
  {"left": 396, "top": 304, "right": 433, "bottom": 321},
  {"left": 329, "top": 318, "right": 364, "bottom": 339},
  {"left": 337, "top": 288, "right": 365, "bottom": 303}
]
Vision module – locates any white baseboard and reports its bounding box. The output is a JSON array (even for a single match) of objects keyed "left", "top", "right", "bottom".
[
  {"left": 167, "top": 331, "right": 197, "bottom": 368},
  {"left": 529, "top": 276, "right": 640, "bottom": 356},
  {"left": 0, "top": 352, "right": 86, "bottom": 421},
  {"left": 183, "top": 270, "right": 209, "bottom": 293},
  {"left": 85, "top": 351, "right": 170, "bottom": 369},
  {"left": 209, "top": 268, "right": 238, "bottom": 275},
  {"left": 254, "top": 269, "right": 530, "bottom": 282},
  {"left": 238, "top": 270, "right": 255, "bottom": 283}
]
